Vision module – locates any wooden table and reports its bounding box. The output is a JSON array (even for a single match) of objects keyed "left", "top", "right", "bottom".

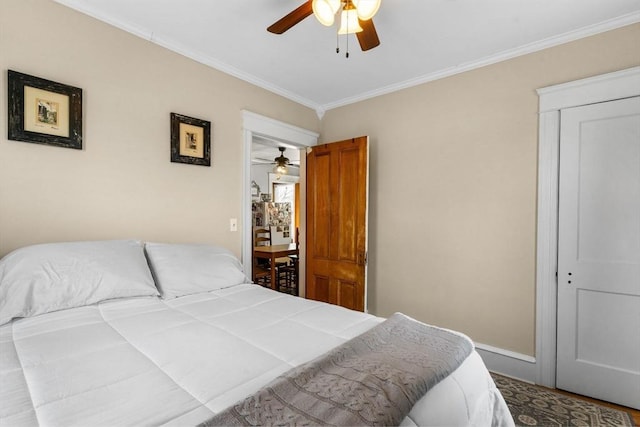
[{"left": 253, "top": 243, "right": 299, "bottom": 290}]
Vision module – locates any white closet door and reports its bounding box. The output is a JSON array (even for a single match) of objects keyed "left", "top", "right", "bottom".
[{"left": 557, "top": 96, "right": 640, "bottom": 409}]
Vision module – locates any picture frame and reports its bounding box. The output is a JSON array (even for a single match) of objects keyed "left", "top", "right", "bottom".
[
  {"left": 170, "top": 112, "right": 211, "bottom": 166},
  {"left": 7, "top": 70, "right": 83, "bottom": 149},
  {"left": 251, "top": 180, "right": 261, "bottom": 199}
]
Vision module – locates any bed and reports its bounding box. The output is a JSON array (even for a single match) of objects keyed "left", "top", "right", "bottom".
[{"left": 0, "top": 240, "right": 514, "bottom": 426}]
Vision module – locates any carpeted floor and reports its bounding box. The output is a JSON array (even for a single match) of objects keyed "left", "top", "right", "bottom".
[{"left": 491, "top": 373, "right": 634, "bottom": 426}]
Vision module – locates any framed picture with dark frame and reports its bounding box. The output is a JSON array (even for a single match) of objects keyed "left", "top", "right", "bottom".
[
  {"left": 170, "top": 112, "right": 211, "bottom": 166},
  {"left": 7, "top": 70, "right": 83, "bottom": 150}
]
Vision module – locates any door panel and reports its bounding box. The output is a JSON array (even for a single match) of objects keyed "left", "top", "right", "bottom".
[
  {"left": 338, "top": 148, "right": 359, "bottom": 262},
  {"left": 576, "top": 290, "right": 639, "bottom": 371},
  {"left": 314, "top": 276, "right": 330, "bottom": 302},
  {"left": 339, "top": 279, "right": 358, "bottom": 308},
  {"left": 557, "top": 96, "right": 640, "bottom": 409},
  {"left": 307, "top": 137, "right": 368, "bottom": 312},
  {"left": 313, "top": 152, "right": 332, "bottom": 259}
]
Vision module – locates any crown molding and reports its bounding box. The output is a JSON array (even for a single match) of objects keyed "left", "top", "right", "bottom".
[
  {"left": 52, "top": 0, "right": 324, "bottom": 114},
  {"left": 52, "top": 0, "right": 639, "bottom": 116},
  {"left": 320, "top": 11, "right": 640, "bottom": 111}
]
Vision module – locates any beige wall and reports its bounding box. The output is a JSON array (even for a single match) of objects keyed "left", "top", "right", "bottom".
[
  {"left": 0, "top": 0, "right": 319, "bottom": 258},
  {"left": 320, "top": 24, "right": 640, "bottom": 356},
  {"left": 2, "top": 0, "right": 638, "bottom": 357}
]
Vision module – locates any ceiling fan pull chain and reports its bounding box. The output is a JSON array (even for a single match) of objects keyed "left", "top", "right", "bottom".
[{"left": 345, "top": 9, "right": 349, "bottom": 58}]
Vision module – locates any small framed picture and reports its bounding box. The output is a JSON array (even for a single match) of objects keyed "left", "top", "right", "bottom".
[
  {"left": 170, "top": 112, "right": 211, "bottom": 166},
  {"left": 7, "top": 70, "right": 83, "bottom": 149}
]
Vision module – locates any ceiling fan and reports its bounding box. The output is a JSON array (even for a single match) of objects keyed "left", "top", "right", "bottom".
[
  {"left": 267, "top": 0, "right": 381, "bottom": 53},
  {"left": 273, "top": 147, "right": 293, "bottom": 174},
  {"left": 252, "top": 147, "right": 299, "bottom": 173}
]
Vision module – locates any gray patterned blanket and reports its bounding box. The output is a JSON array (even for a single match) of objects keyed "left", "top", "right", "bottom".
[{"left": 199, "top": 312, "right": 473, "bottom": 427}]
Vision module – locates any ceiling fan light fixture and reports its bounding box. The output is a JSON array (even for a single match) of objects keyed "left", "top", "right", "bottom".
[
  {"left": 274, "top": 147, "right": 290, "bottom": 175},
  {"left": 338, "top": 2, "right": 363, "bottom": 35},
  {"left": 275, "top": 164, "right": 288, "bottom": 175},
  {"left": 312, "top": 0, "right": 340, "bottom": 26},
  {"left": 267, "top": 0, "right": 381, "bottom": 55}
]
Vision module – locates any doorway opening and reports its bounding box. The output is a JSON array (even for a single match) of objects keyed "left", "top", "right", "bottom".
[
  {"left": 241, "top": 111, "right": 319, "bottom": 296},
  {"left": 250, "top": 139, "right": 300, "bottom": 245}
]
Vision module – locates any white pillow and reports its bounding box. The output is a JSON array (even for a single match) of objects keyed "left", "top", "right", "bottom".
[
  {"left": 0, "top": 240, "right": 159, "bottom": 325},
  {"left": 145, "top": 243, "right": 248, "bottom": 299}
]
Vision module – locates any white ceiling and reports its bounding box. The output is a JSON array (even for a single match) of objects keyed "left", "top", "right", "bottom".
[{"left": 54, "top": 0, "right": 640, "bottom": 115}]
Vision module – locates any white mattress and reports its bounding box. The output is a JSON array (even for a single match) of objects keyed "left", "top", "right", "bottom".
[{"left": 0, "top": 284, "right": 513, "bottom": 426}]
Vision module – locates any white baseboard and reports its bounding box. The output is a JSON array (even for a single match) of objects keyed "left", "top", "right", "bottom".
[{"left": 475, "top": 342, "right": 538, "bottom": 384}]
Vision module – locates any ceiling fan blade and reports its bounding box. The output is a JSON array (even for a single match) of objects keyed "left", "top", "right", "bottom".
[
  {"left": 267, "top": 1, "right": 313, "bottom": 34},
  {"left": 357, "top": 18, "right": 380, "bottom": 51}
]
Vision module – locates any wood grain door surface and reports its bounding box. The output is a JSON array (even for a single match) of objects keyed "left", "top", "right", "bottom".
[{"left": 306, "top": 137, "right": 368, "bottom": 311}]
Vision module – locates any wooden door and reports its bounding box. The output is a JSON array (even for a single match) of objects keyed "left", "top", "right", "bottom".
[
  {"left": 556, "top": 96, "right": 640, "bottom": 409},
  {"left": 306, "top": 137, "right": 368, "bottom": 311}
]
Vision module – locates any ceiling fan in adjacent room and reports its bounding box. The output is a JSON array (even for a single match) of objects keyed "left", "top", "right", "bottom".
[
  {"left": 273, "top": 147, "right": 292, "bottom": 174},
  {"left": 267, "top": 0, "right": 381, "bottom": 56},
  {"left": 252, "top": 146, "right": 299, "bottom": 174}
]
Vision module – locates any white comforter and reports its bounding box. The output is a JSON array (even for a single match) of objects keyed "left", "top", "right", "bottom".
[{"left": 1, "top": 284, "right": 513, "bottom": 426}]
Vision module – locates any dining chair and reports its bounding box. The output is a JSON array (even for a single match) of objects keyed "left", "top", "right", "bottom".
[
  {"left": 252, "top": 227, "right": 272, "bottom": 287},
  {"left": 254, "top": 227, "right": 271, "bottom": 247},
  {"left": 276, "top": 227, "right": 299, "bottom": 296}
]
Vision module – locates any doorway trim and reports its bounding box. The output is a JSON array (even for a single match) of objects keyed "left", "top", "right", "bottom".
[
  {"left": 535, "top": 66, "right": 640, "bottom": 387},
  {"left": 241, "top": 110, "right": 319, "bottom": 286}
]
